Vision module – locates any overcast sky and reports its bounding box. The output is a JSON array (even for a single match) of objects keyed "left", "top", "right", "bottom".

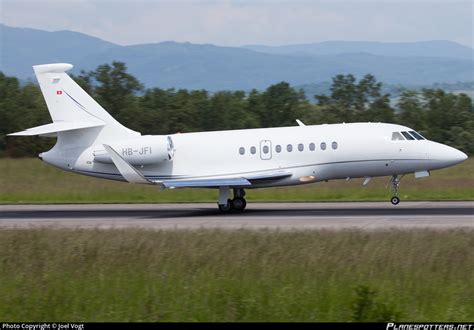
[{"left": 1, "top": 0, "right": 473, "bottom": 48}]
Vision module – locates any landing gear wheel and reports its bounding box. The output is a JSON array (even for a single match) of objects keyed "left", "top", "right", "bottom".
[
  {"left": 217, "top": 188, "right": 247, "bottom": 213},
  {"left": 388, "top": 175, "right": 403, "bottom": 206},
  {"left": 218, "top": 199, "right": 234, "bottom": 213},
  {"left": 232, "top": 197, "right": 247, "bottom": 212}
]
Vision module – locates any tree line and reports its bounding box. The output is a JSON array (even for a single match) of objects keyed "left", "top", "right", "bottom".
[{"left": 1, "top": 62, "right": 473, "bottom": 157}]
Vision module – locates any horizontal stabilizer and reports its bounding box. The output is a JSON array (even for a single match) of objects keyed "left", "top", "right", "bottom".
[
  {"left": 103, "top": 144, "right": 151, "bottom": 184},
  {"left": 8, "top": 121, "right": 105, "bottom": 136},
  {"left": 33, "top": 63, "right": 73, "bottom": 74}
]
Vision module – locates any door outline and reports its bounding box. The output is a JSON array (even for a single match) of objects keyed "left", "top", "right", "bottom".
[{"left": 260, "top": 140, "right": 272, "bottom": 160}]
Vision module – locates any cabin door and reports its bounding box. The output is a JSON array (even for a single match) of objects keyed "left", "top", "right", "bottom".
[{"left": 260, "top": 140, "right": 272, "bottom": 160}]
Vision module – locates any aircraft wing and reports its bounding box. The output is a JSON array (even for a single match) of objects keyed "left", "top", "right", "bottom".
[
  {"left": 103, "top": 144, "right": 151, "bottom": 184},
  {"left": 158, "top": 170, "right": 292, "bottom": 189},
  {"left": 244, "top": 170, "right": 292, "bottom": 182},
  {"left": 160, "top": 177, "right": 251, "bottom": 188}
]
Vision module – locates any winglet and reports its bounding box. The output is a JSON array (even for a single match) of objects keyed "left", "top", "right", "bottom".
[
  {"left": 296, "top": 119, "right": 306, "bottom": 126},
  {"left": 103, "top": 144, "right": 152, "bottom": 184}
]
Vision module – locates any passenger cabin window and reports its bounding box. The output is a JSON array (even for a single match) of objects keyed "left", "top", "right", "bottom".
[
  {"left": 275, "top": 145, "right": 282, "bottom": 153},
  {"left": 320, "top": 142, "right": 326, "bottom": 150},
  {"left": 239, "top": 147, "right": 245, "bottom": 155},
  {"left": 250, "top": 146, "right": 256, "bottom": 154},
  {"left": 298, "top": 143, "right": 304, "bottom": 151},
  {"left": 287, "top": 144, "right": 293, "bottom": 152},
  {"left": 391, "top": 132, "right": 404, "bottom": 141},
  {"left": 409, "top": 131, "right": 425, "bottom": 140},
  {"left": 332, "top": 142, "right": 338, "bottom": 150},
  {"left": 263, "top": 145, "right": 269, "bottom": 154},
  {"left": 309, "top": 143, "right": 315, "bottom": 151},
  {"left": 401, "top": 131, "right": 415, "bottom": 140}
]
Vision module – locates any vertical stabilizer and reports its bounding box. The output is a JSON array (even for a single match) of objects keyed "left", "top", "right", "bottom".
[{"left": 33, "top": 63, "right": 140, "bottom": 143}]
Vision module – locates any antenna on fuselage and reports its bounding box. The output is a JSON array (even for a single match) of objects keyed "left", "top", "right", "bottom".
[{"left": 296, "top": 119, "right": 306, "bottom": 127}]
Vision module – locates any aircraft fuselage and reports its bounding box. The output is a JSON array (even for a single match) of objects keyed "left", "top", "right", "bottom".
[{"left": 41, "top": 122, "right": 467, "bottom": 188}]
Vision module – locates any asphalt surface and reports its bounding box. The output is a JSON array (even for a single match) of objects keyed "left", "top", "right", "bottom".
[{"left": 0, "top": 202, "right": 472, "bottom": 230}]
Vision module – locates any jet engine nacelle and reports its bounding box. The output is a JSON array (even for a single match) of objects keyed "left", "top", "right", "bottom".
[{"left": 93, "top": 135, "right": 175, "bottom": 166}]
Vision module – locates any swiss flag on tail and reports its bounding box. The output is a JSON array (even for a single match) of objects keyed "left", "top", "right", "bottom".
[{"left": 56, "top": 90, "right": 62, "bottom": 95}]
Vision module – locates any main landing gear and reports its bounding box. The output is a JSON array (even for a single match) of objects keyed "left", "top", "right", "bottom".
[
  {"left": 389, "top": 174, "right": 403, "bottom": 205},
  {"left": 218, "top": 187, "right": 247, "bottom": 213}
]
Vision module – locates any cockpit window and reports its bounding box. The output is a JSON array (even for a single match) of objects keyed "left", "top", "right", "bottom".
[
  {"left": 409, "top": 131, "right": 425, "bottom": 140},
  {"left": 391, "top": 132, "right": 405, "bottom": 141},
  {"left": 401, "top": 131, "right": 415, "bottom": 140}
]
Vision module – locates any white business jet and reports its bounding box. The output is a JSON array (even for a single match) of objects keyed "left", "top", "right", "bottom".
[{"left": 9, "top": 64, "right": 468, "bottom": 212}]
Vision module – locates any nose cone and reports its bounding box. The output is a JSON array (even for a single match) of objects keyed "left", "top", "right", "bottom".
[
  {"left": 443, "top": 146, "right": 468, "bottom": 165},
  {"left": 429, "top": 142, "right": 468, "bottom": 169},
  {"left": 456, "top": 149, "right": 468, "bottom": 163}
]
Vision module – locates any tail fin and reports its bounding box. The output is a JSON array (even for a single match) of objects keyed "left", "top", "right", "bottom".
[{"left": 9, "top": 63, "right": 139, "bottom": 142}]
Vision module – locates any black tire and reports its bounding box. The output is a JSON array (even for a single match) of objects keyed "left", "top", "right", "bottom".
[
  {"left": 232, "top": 197, "right": 247, "bottom": 211},
  {"left": 218, "top": 199, "right": 233, "bottom": 212},
  {"left": 391, "top": 196, "right": 400, "bottom": 205}
]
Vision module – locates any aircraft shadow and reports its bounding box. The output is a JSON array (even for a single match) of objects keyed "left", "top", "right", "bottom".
[{"left": 1, "top": 206, "right": 472, "bottom": 220}]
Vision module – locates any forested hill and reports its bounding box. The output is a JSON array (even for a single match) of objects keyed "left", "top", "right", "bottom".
[
  {"left": 1, "top": 63, "right": 473, "bottom": 157},
  {"left": 1, "top": 24, "right": 473, "bottom": 90}
]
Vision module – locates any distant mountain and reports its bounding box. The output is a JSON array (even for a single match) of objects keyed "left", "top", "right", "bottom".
[
  {"left": 243, "top": 41, "right": 474, "bottom": 60},
  {"left": 0, "top": 24, "right": 118, "bottom": 80},
  {"left": 1, "top": 24, "right": 473, "bottom": 90}
]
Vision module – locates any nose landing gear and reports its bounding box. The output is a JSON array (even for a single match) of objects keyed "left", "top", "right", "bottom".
[{"left": 389, "top": 175, "right": 403, "bottom": 205}]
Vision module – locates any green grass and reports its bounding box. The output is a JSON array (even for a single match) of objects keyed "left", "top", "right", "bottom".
[
  {"left": 0, "top": 158, "right": 473, "bottom": 203},
  {"left": 0, "top": 229, "right": 473, "bottom": 321}
]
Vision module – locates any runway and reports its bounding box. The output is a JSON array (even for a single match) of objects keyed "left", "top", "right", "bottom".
[{"left": 0, "top": 202, "right": 472, "bottom": 230}]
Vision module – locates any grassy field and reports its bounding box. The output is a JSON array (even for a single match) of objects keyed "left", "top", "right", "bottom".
[
  {"left": 0, "top": 158, "right": 473, "bottom": 203},
  {"left": 0, "top": 228, "right": 472, "bottom": 322}
]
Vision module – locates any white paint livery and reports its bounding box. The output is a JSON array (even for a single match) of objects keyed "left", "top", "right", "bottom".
[{"left": 9, "top": 63, "right": 468, "bottom": 212}]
